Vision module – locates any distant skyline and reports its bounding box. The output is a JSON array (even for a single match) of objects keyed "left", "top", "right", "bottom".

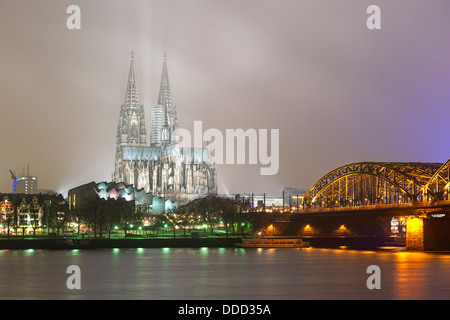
[{"left": 1, "top": 1, "right": 449, "bottom": 197}]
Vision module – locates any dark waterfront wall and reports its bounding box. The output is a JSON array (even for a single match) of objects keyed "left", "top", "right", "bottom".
[
  {"left": 252, "top": 207, "right": 450, "bottom": 250},
  {"left": 0, "top": 239, "right": 56, "bottom": 250},
  {"left": 251, "top": 212, "right": 392, "bottom": 248},
  {"left": 252, "top": 212, "right": 392, "bottom": 238},
  {"left": 424, "top": 217, "right": 450, "bottom": 251},
  {"left": 0, "top": 237, "right": 242, "bottom": 250}
]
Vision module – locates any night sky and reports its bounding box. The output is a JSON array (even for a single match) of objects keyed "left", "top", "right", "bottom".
[{"left": 0, "top": 0, "right": 449, "bottom": 197}]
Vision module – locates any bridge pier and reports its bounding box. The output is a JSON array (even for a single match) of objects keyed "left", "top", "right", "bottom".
[{"left": 406, "top": 214, "right": 450, "bottom": 251}]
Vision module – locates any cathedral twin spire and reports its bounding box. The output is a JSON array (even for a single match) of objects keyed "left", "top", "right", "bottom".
[
  {"left": 158, "top": 54, "right": 178, "bottom": 145},
  {"left": 124, "top": 50, "right": 140, "bottom": 108},
  {"left": 116, "top": 51, "right": 146, "bottom": 146},
  {"left": 117, "top": 51, "right": 178, "bottom": 148},
  {"left": 113, "top": 52, "right": 218, "bottom": 198},
  {"left": 158, "top": 53, "right": 170, "bottom": 106}
]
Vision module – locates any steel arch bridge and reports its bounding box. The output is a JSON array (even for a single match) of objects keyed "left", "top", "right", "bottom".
[
  {"left": 302, "top": 159, "right": 450, "bottom": 210},
  {"left": 424, "top": 159, "right": 450, "bottom": 203}
]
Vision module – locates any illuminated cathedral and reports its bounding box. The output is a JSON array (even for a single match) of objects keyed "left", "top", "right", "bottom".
[{"left": 113, "top": 52, "right": 217, "bottom": 205}]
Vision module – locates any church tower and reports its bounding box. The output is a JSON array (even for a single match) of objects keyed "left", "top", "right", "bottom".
[
  {"left": 116, "top": 51, "right": 147, "bottom": 146},
  {"left": 113, "top": 51, "right": 217, "bottom": 205},
  {"left": 114, "top": 52, "right": 148, "bottom": 189},
  {"left": 151, "top": 54, "right": 179, "bottom": 146}
]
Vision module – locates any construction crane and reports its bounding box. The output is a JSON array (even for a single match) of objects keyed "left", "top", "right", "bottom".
[{"left": 9, "top": 170, "right": 16, "bottom": 194}]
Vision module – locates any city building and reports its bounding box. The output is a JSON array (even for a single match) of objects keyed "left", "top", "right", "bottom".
[
  {"left": 150, "top": 104, "right": 164, "bottom": 145},
  {"left": 0, "top": 196, "right": 14, "bottom": 221},
  {"left": 113, "top": 53, "right": 217, "bottom": 205},
  {"left": 11, "top": 165, "right": 55, "bottom": 195},
  {"left": 219, "top": 188, "right": 305, "bottom": 212},
  {"left": 68, "top": 181, "right": 177, "bottom": 214},
  {"left": 16, "top": 196, "right": 43, "bottom": 230},
  {"left": 15, "top": 165, "right": 38, "bottom": 194},
  {"left": 283, "top": 187, "right": 306, "bottom": 210},
  {"left": 0, "top": 193, "right": 65, "bottom": 234}
]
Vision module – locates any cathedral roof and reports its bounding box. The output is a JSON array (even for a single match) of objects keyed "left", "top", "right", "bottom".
[{"left": 121, "top": 144, "right": 214, "bottom": 165}]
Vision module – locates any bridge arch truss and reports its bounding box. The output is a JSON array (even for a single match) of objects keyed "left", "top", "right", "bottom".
[
  {"left": 424, "top": 159, "right": 450, "bottom": 203},
  {"left": 302, "top": 161, "right": 447, "bottom": 210}
]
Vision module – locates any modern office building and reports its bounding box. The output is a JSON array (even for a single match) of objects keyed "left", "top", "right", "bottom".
[
  {"left": 150, "top": 104, "right": 164, "bottom": 145},
  {"left": 15, "top": 165, "right": 38, "bottom": 194}
]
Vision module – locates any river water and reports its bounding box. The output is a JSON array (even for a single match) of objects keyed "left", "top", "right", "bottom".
[{"left": 1, "top": 246, "right": 450, "bottom": 300}]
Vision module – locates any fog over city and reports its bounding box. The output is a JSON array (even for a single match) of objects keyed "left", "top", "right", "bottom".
[{"left": 0, "top": 0, "right": 449, "bottom": 197}]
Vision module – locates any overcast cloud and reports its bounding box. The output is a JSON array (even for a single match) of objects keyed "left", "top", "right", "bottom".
[{"left": 0, "top": 0, "right": 449, "bottom": 196}]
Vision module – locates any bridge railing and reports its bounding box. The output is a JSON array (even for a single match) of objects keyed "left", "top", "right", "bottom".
[
  {"left": 298, "top": 202, "right": 413, "bottom": 214},
  {"left": 285, "top": 199, "right": 450, "bottom": 214}
]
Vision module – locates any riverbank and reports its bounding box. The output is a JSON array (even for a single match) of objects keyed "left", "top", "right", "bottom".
[
  {"left": 0, "top": 235, "right": 399, "bottom": 250},
  {"left": 303, "top": 236, "right": 392, "bottom": 249},
  {"left": 0, "top": 237, "right": 243, "bottom": 250}
]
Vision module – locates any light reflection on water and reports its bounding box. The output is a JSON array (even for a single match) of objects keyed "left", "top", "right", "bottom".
[{"left": 1, "top": 247, "right": 450, "bottom": 300}]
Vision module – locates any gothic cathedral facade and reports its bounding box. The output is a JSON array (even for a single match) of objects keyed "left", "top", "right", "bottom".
[{"left": 113, "top": 53, "right": 217, "bottom": 205}]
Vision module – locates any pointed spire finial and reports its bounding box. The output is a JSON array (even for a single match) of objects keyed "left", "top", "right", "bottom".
[
  {"left": 158, "top": 54, "right": 170, "bottom": 104},
  {"left": 124, "top": 51, "right": 140, "bottom": 107}
]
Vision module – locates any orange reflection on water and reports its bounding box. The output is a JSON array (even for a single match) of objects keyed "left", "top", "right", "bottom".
[{"left": 391, "top": 251, "right": 450, "bottom": 299}]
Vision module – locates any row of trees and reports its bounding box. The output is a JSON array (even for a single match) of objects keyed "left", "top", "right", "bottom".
[
  {"left": 71, "top": 197, "right": 136, "bottom": 238},
  {"left": 68, "top": 195, "right": 253, "bottom": 238},
  {"left": 2, "top": 193, "right": 254, "bottom": 239},
  {"left": 71, "top": 195, "right": 253, "bottom": 238},
  {"left": 164, "top": 195, "right": 253, "bottom": 237}
]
